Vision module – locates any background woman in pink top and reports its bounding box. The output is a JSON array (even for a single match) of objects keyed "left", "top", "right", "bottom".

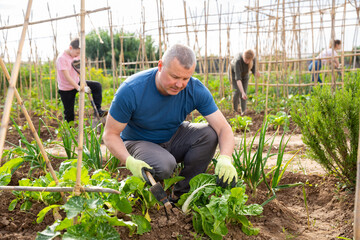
[{"left": 56, "top": 38, "right": 106, "bottom": 122}]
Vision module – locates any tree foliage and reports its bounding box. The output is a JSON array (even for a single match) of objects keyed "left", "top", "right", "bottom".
[{"left": 85, "top": 29, "right": 159, "bottom": 68}]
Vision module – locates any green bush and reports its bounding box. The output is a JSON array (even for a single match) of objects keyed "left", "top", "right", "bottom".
[{"left": 290, "top": 72, "right": 360, "bottom": 187}]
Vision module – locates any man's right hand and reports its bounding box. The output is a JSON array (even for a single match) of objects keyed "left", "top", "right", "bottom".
[{"left": 125, "top": 156, "right": 153, "bottom": 181}]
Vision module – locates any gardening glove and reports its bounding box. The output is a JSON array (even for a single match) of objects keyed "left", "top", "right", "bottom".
[
  {"left": 84, "top": 86, "right": 91, "bottom": 94},
  {"left": 215, "top": 155, "right": 238, "bottom": 188},
  {"left": 125, "top": 156, "right": 154, "bottom": 182}
]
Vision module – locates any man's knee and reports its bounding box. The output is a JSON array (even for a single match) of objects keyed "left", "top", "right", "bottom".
[{"left": 154, "top": 157, "right": 177, "bottom": 180}]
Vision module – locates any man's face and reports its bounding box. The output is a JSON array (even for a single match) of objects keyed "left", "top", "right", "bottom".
[
  {"left": 156, "top": 58, "right": 195, "bottom": 96},
  {"left": 69, "top": 47, "right": 80, "bottom": 58}
]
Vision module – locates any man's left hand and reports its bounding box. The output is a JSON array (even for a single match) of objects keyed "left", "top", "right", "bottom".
[{"left": 215, "top": 155, "right": 238, "bottom": 188}]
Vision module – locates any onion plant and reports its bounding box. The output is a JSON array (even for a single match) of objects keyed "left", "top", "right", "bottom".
[{"left": 233, "top": 117, "right": 305, "bottom": 208}]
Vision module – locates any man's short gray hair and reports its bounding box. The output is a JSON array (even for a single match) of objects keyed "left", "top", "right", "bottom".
[{"left": 162, "top": 44, "right": 196, "bottom": 69}]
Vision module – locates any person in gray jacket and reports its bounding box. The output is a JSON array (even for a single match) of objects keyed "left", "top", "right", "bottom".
[{"left": 228, "top": 49, "right": 260, "bottom": 115}]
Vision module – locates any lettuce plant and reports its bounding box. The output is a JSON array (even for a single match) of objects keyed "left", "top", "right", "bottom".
[{"left": 178, "top": 174, "right": 263, "bottom": 239}]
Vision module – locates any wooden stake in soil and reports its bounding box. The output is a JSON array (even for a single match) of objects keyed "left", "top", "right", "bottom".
[
  {"left": 75, "top": 0, "right": 86, "bottom": 196},
  {"left": 0, "top": 57, "right": 66, "bottom": 203},
  {"left": 0, "top": 0, "right": 33, "bottom": 162}
]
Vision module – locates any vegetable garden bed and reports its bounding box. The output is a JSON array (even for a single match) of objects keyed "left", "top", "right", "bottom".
[{"left": 1, "top": 110, "right": 354, "bottom": 239}]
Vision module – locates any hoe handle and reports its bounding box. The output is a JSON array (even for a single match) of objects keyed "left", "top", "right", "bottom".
[{"left": 145, "top": 171, "right": 157, "bottom": 186}]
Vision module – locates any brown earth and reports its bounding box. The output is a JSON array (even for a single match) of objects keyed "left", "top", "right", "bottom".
[{"left": 0, "top": 110, "right": 355, "bottom": 239}]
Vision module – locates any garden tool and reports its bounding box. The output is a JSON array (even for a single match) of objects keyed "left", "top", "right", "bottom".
[
  {"left": 143, "top": 169, "right": 173, "bottom": 217},
  {"left": 71, "top": 60, "right": 106, "bottom": 128}
]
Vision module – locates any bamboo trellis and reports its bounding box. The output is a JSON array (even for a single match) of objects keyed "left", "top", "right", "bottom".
[{"left": 0, "top": 0, "right": 360, "bottom": 237}]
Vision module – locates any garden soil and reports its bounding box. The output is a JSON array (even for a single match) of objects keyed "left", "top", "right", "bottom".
[{"left": 1, "top": 110, "right": 355, "bottom": 239}]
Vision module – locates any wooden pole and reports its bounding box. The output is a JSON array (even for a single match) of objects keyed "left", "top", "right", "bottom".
[
  {"left": 157, "top": 0, "right": 163, "bottom": 58},
  {"left": 330, "top": 0, "right": 336, "bottom": 93},
  {"left": 297, "top": 1, "right": 302, "bottom": 94},
  {"left": 183, "top": 0, "right": 190, "bottom": 47},
  {"left": 216, "top": 1, "right": 224, "bottom": 98},
  {"left": 0, "top": 7, "right": 110, "bottom": 31},
  {"left": 0, "top": 0, "right": 33, "bottom": 161},
  {"left": 108, "top": 10, "right": 116, "bottom": 91},
  {"left": 204, "top": 0, "right": 209, "bottom": 87},
  {"left": 141, "top": 1, "right": 146, "bottom": 70},
  {"left": 0, "top": 186, "right": 120, "bottom": 194},
  {"left": 281, "top": 0, "right": 288, "bottom": 98},
  {"left": 0, "top": 57, "right": 65, "bottom": 202},
  {"left": 340, "top": 0, "right": 346, "bottom": 84},
  {"left": 356, "top": 115, "right": 360, "bottom": 240},
  {"left": 75, "top": 0, "right": 86, "bottom": 196},
  {"left": 48, "top": 58, "right": 53, "bottom": 106},
  {"left": 255, "top": 0, "right": 260, "bottom": 104},
  {"left": 160, "top": 0, "right": 167, "bottom": 51}
]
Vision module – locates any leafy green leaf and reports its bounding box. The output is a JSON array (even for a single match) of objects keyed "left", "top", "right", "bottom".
[
  {"left": 35, "top": 221, "right": 61, "bottom": 240},
  {"left": 95, "top": 222, "right": 120, "bottom": 240},
  {"left": 8, "top": 199, "right": 18, "bottom": 211},
  {"left": 164, "top": 176, "right": 185, "bottom": 191},
  {"left": 20, "top": 200, "right": 32, "bottom": 211},
  {"left": 62, "top": 196, "right": 86, "bottom": 219},
  {"left": 37, "top": 205, "right": 61, "bottom": 223},
  {"left": 109, "top": 194, "right": 132, "bottom": 214},
  {"left": 131, "top": 214, "right": 151, "bottom": 235}
]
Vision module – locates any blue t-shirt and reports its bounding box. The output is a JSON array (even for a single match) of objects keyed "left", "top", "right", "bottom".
[{"left": 109, "top": 68, "right": 218, "bottom": 143}]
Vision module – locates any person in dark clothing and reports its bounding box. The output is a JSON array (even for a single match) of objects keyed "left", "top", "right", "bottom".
[{"left": 228, "top": 50, "right": 260, "bottom": 115}]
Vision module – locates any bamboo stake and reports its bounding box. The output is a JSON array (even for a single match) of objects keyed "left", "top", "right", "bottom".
[
  {"left": 183, "top": 0, "right": 190, "bottom": 47},
  {"left": 0, "top": 0, "right": 33, "bottom": 162},
  {"left": 119, "top": 31, "right": 124, "bottom": 86},
  {"left": 204, "top": 0, "right": 209, "bottom": 87},
  {"left": 28, "top": 58, "right": 32, "bottom": 116},
  {"left": 103, "top": 57, "right": 107, "bottom": 77},
  {"left": 340, "top": 0, "right": 346, "bottom": 84},
  {"left": 141, "top": 1, "right": 146, "bottom": 70},
  {"left": 330, "top": 0, "right": 336, "bottom": 93},
  {"left": 356, "top": 92, "right": 360, "bottom": 240},
  {"left": 0, "top": 7, "right": 110, "bottom": 31},
  {"left": 156, "top": 0, "right": 163, "bottom": 58},
  {"left": 108, "top": 10, "right": 116, "bottom": 91},
  {"left": 0, "top": 57, "right": 65, "bottom": 202},
  {"left": 160, "top": 0, "right": 167, "bottom": 51},
  {"left": 297, "top": 1, "right": 302, "bottom": 94},
  {"left": 265, "top": 11, "right": 274, "bottom": 116},
  {"left": 0, "top": 186, "right": 120, "bottom": 194},
  {"left": 75, "top": 0, "right": 86, "bottom": 196},
  {"left": 255, "top": 0, "right": 260, "bottom": 104},
  {"left": 216, "top": 0, "right": 224, "bottom": 98},
  {"left": 48, "top": 58, "right": 53, "bottom": 106}
]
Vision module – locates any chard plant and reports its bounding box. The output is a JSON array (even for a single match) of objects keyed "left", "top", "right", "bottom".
[
  {"left": 229, "top": 115, "right": 252, "bottom": 132},
  {"left": 267, "top": 111, "right": 291, "bottom": 131},
  {"left": 178, "top": 174, "right": 263, "bottom": 239}
]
